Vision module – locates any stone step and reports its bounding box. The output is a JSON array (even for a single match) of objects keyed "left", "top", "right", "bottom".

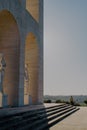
[
  {"left": 0, "top": 104, "right": 67, "bottom": 124},
  {"left": 46, "top": 105, "right": 73, "bottom": 116},
  {"left": 45, "top": 104, "right": 68, "bottom": 113},
  {"left": 47, "top": 106, "right": 76, "bottom": 120},
  {"left": 0, "top": 104, "right": 80, "bottom": 130},
  {"left": 0, "top": 104, "right": 68, "bottom": 129},
  {"left": 15, "top": 106, "right": 78, "bottom": 130},
  {"left": 0, "top": 103, "right": 66, "bottom": 119},
  {"left": 36, "top": 108, "right": 80, "bottom": 130}
]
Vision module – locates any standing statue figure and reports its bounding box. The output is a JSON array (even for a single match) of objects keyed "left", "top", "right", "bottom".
[
  {"left": 24, "top": 64, "right": 29, "bottom": 94},
  {"left": 0, "top": 53, "right": 6, "bottom": 93}
]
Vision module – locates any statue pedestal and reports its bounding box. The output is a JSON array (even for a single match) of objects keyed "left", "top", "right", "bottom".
[
  {"left": 0, "top": 92, "right": 8, "bottom": 107},
  {"left": 24, "top": 94, "right": 32, "bottom": 105}
]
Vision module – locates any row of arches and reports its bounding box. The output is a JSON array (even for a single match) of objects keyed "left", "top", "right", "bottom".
[{"left": 0, "top": 10, "right": 39, "bottom": 106}]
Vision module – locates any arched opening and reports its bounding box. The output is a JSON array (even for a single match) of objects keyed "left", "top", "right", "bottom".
[
  {"left": 0, "top": 10, "right": 20, "bottom": 106},
  {"left": 26, "top": 0, "right": 39, "bottom": 22},
  {"left": 24, "top": 33, "right": 39, "bottom": 105}
]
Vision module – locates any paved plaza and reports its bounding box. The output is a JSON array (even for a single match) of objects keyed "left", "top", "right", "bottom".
[{"left": 50, "top": 107, "right": 87, "bottom": 130}]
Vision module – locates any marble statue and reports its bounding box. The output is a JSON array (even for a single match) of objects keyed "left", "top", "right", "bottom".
[
  {"left": 24, "top": 64, "right": 29, "bottom": 94},
  {"left": 0, "top": 53, "right": 6, "bottom": 93}
]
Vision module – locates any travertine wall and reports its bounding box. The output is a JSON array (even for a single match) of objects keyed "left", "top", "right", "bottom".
[
  {"left": 26, "top": 0, "right": 39, "bottom": 22},
  {"left": 19, "top": 0, "right": 26, "bottom": 8},
  {"left": 0, "top": 0, "right": 43, "bottom": 106}
]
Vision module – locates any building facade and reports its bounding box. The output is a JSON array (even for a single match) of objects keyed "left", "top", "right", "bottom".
[{"left": 0, "top": 0, "right": 43, "bottom": 107}]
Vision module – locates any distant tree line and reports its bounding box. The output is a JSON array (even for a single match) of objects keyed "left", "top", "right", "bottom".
[
  {"left": 44, "top": 95, "right": 87, "bottom": 104},
  {"left": 44, "top": 96, "right": 87, "bottom": 106},
  {"left": 44, "top": 96, "right": 80, "bottom": 106}
]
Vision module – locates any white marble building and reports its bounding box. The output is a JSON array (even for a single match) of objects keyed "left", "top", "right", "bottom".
[{"left": 0, "top": 0, "right": 43, "bottom": 107}]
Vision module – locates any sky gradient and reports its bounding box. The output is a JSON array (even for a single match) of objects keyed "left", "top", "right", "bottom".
[{"left": 44, "top": 0, "right": 87, "bottom": 95}]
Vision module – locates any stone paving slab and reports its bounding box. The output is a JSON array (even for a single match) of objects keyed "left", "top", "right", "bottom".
[{"left": 50, "top": 107, "right": 87, "bottom": 130}]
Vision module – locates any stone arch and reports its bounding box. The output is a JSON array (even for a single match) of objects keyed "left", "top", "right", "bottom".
[
  {"left": 24, "top": 32, "right": 39, "bottom": 105},
  {"left": 26, "top": 0, "right": 39, "bottom": 22},
  {"left": 0, "top": 10, "right": 20, "bottom": 106}
]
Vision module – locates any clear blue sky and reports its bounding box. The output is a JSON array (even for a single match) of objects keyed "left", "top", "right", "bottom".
[{"left": 44, "top": 0, "right": 87, "bottom": 95}]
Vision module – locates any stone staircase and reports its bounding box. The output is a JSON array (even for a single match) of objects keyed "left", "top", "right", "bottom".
[{"left": 0, "top": 104, "right": 79, "bottom": 130}]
